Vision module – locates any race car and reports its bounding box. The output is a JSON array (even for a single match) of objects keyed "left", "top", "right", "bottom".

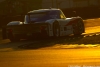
[{"left": 2, "top": 8, "right": 85, "bottom": 41}]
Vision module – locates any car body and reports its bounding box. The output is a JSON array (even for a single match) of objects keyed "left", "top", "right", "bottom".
[{"left": 2, "top": 8, "right": 85, "bottom": 41}]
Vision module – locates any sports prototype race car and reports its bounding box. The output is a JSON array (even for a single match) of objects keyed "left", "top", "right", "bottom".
[{"left": 2, "top": 8, "right": 85, "bottom": 41}]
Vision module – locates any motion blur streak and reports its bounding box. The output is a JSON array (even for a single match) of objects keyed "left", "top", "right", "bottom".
[{"left": 0, "top": 49, "right": 100, "bottom": 67}]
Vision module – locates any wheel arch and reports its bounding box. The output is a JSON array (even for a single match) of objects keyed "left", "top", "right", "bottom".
[
  {"left": 72, "top": 18, "right": 85, "bottom": 35},
  {"left": 52, "top": 20, "right": 60, "bottom": 37}
]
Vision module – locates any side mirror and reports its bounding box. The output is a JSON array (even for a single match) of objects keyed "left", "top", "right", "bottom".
[{"left": 73, "top": 11, "right": 77, "bottom": 17}]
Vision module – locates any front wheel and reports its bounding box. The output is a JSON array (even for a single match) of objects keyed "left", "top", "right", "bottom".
[
  {"left": 73, "top": 20, "right": 85, "bottom": 36},
  {"left": 53, "top": 21, "right": 60, "bottom": 37}
]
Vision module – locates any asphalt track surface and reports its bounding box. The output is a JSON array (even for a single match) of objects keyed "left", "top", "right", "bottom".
[{"left": 0, "top": 18, "right": 100, "bottom": 67}]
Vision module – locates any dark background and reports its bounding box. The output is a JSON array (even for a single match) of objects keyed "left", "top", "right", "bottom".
[{"left": 0, "top": 0, "right": 100, "bottom": 28}]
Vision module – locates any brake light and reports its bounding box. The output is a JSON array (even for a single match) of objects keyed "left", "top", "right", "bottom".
[{"left": 7, "top": 29, "right": 13, "bottom": 33}]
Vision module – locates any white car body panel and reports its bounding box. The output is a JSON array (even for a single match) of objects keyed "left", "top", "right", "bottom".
[
  {"left": 57, "top": 19, "right": 73, "bottom": 36},
  {"left": 7, "top": 21, "right": 23, "bottom": 26},
  {"left": 45, "top": 19, "right": 55, "bottom": 36},
  {"left": 45, "top": 17, "right": 78, "bottom": 36}
]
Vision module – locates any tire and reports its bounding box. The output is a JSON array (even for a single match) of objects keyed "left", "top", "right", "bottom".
[
  {"left": 78, "top": 20, "right": 85, "bottom": 33},
  {"left": 53, "top": 21, "right": 60, "bottom": 37},
  {"left": 7, "top": 33, "right": 20, "bottom": 42},
  {"left": 73, "top": 19, "right": 85, "bottom": 36}
]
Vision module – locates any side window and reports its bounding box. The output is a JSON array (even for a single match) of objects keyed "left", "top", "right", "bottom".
[
  {"left": 60, "top": 13, "right": 65, "bottom": 19},
  {"left": 60, "top": 10, "right": 66, "bottom": 19}
]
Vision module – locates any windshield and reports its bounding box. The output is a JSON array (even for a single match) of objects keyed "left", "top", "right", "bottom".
[
  {"left": 29, "top": 12, "right": 48, "bottom": 22},
  {"left": 25, "top": 10, "right": 66, "bottom": 23},
  {"left": 24, "top": 10, "right": 66, "bottom": 23},
  {"left": 30, "top": 13, "right": 46, "bottom": 19}
]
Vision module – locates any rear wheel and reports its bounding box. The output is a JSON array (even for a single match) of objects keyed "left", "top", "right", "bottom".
[
  {"left": 53, "top": 21, "right": 60, "bottom": 37},
  {"left": 8, "top": 33, "right": 20, "bottom": 42}
]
